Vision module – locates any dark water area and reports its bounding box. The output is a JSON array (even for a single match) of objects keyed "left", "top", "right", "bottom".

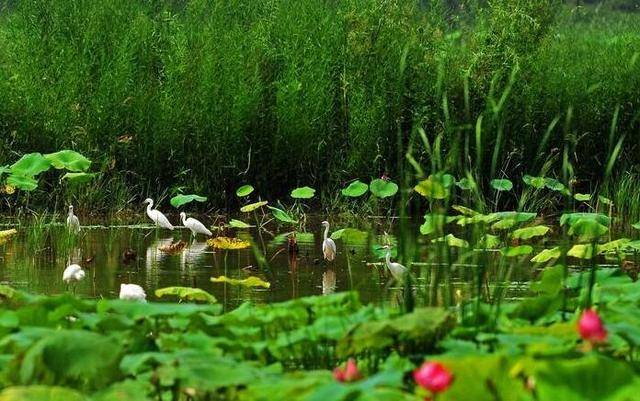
[{"left": 0, "top": 217, "right": 536, "bottom": 309}]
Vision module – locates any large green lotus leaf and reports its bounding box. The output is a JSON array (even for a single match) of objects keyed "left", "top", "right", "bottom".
[
  {"left": 155, "top": 286, "right": 217, "bottom": 304},
  {"left": 431, "top": 355, "right": 529, "bottom": 401},
  {"left": 61, "top": 172, "right": 98, "bottom": 184},
  {"left": 170, "top": 194, "right": 207, "bottom": 208},
  {"left": 267, "top": 206, "right": 297, "bottom": 224},
  {"left": 511, "top": 225, "right": 550, "bottom": 240},
  {"left": 236, "top": 185, "right": 254, "bottom": 197},
  {"left": 0, "top": 386, "right": 85, "bottom": 401},
  {"left": 96, "top": 300, "right": 221, "bottom": 319},
  {"left": 92, "top": 380, "right": 153, "bottom": 401},
  {"left": 531, "top": 354, "right": 640, "bottom": 401},
  {"left": 341, "top": 180, "right": 369, "bottom": 197},
  {"left": 290, "top": 186, "right": 315, "bottom": 199},
  {"left": 530, "top": 265, "right": 564, "bottom": 295},
  {"left": 211, "top": 276, "right": 270, "bottom": 288},
  {"left": 431, "top": 234, "right": 469, "bottom": 248},
  {"left": 228, "top": 219, "right": 254, "bottom": 229},
  {"left": 414, "top": 177, "right": 448, "bottom": 199},
  {"left": 19, "top": 330, "right": 122, "bottom": 387},
  {"left": 523, "top": 174, "right": 545, "bottom": 189},
  {"left": 560, "top": 212, "right": 610, "bottom": 227},
  {"left": 337, "top": 308, "right": 454, "bottom": 356},
  {"left": 567, "top": 244, "right": 595, "bottom": 259},
  {"left": 567, "top": 219, "right": 608, "bottom": 241},
  {"left": 10, "top": 153, "right": 51, "bottom": 176},
  {"left": 6, "top": 174, "right": 38, "bottom": 191},
  {"left": 44, "top": 150, "right": 91, "bottom": 172},
  {"left": 490, "top": 178, "right": 513, "bottom": 191},
  {"left": 369, "top": 179, "right": 398, "bottom": 198},
  {"left": 330, "top": 228, "right": 367, "bottom": 245},
  {"left": 531, "top": 247, "right": 562, "bottom": 263},
  {"left": 500, "top": 245, "right": 533, "bottom": 257},
  {"left": 240, "top": 201, "right": 268, "bottom": 213}
]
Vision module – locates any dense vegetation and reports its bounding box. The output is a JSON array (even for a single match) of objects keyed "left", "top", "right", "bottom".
[{"left": 0, "top": 0, "right": 639, "bottom": 211}]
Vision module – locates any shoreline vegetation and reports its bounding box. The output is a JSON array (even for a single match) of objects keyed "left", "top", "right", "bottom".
[{"left": 1, "top": 1, "right": 639, "bottom": 215}]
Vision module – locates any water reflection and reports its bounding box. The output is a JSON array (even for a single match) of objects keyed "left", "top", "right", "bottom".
[{"left": 0, "top": 219, "right": 537, "bottom": 308}]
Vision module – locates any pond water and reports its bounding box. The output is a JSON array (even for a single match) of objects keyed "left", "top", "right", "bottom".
[{"left": 0, "top": 217, "right": 536, "bottom": 309}]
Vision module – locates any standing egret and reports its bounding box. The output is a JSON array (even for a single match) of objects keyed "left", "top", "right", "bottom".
[
  {"left": 143, "top": 198, "right": 174, "bottom": 230},
  {"left": 180, "top": 212, "right": 212, "bottom": 238},
  {"left": 62, "top": 263, "right": 85, "bottom": 293},
  {"left": 66, "top": 205, "right": 80, "bottom": 234},
  {"left": 382, "top": 245, "right": 407, "bottom": 282},
  {"left": 321, "top": 221, "right": 337, "bottom": 262},
  {"left": 119, "top": 283, "right": 146, "bottom": 302}
]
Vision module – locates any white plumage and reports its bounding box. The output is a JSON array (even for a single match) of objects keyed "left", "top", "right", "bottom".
[
  {"left": 143, "top": 198, "right": 174, "bottom": 230},
  {"left": 66, "top": 205, "right": 80, "bottom": 234},
  {"left": 180, "top": 212, "right": 212, "bottom": 237},
  {"left": 119, "top": 283, "right": 146, "bottom": 302},
  {"left": 321, "top": 220, "right": 337, "bottom": 262},
  {"left": 62, "top": 263, "right": 86, "bottom": 283},
  {"left": 383, "top": 245, "right": 407, "bottom": 282}
]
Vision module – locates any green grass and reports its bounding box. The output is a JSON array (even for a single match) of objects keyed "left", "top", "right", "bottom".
[{"left": 0, "top": 1, "right": 639, "bottom": 213}]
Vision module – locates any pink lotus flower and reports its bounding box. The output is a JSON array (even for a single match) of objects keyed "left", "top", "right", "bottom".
[
  {"left": 333, "top": 359, "right": 362, "bottom": 383},
  {"left": 413, "top": 361, "right": 454, "bottom": 394},
  {"left": 578, "top": 309, "right": 607, "bottom": 344}
]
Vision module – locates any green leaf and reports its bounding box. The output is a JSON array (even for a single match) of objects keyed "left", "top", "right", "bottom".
[
  {"left": 6, "top": 174, "right": 38, "bottom": 191},
  {"left": 511, "top": 225, "right": 550, "bottom": 240},
  {"left": 228, "top": 219, "right": 253, "bottom": 229},
  {"left": 236, "top": 185, "right": 254, "bottom": 197},
  {"left": 0, "top": 386, "right": 85, "bottom": 401},
  {"left": 523, "top": 175, "right": 545, "bottom": 189},
  {"left": 211, "top": 276, "right": 270, "bottom": 288},
  {"left": 10, "top": 153, "right": 51, "bottom": 176},
  {"left": 20, "top": 330, "right": 121, "bottom": 387},
  {"left": 155, "top": 287, "right": 217, "bottom": 303},
  {"left": 420, "top": 214, "right": 447, "bottom": 235},
  {"left": 573, "top": 193, "right": 591, "bottom": 202},
  {"left": 598, "top": 195, "right": 613, "bottom": 206},
  {"left": 369, "top": 179, "right": 398, "bottom": 198},
  {"left": 456, "top": 177, "right": 476, "bottom": 190},
  {"left": 240, "top": 201, "right": 268, "bottom": 213},
  {"left": 330, "top": 228, "right": 368, "bottom": 245},
  {"left": 341, "top": 180, "right": 369, "bottom": 197},
  {"left": 44, "top": 150, "right": 91, "bottom": 172},
  {"left": 414, "top": 176, "right": 448, "bottom": 199},
  {"left": 531, "top": 247, "right": 562, "bottom": 263},
  {"left": 568, "top": 244, "right": 595, "bottom": 259},
  {"left": 267, "top": 206, "right": 297, "bottom": 224},
  {"left": 544, "top": 177, "right": 567, "bottom": 193},
  {"left": 567, "top": 219, "right": 608, "bottom": 241},
  {"left": 431, "top": 234, "right": 469, "bottom": 248},
  {"left": 478, "top": 234, "right": 501, "bottom": 249},
  {"left": 61, "top": 172, "right": 98, "bottom": 184},
  {"left": 530, "top": 265, "right": 564, "bottom": 295},
  {"left": 290, "top": 186, "right": 315, "bottom": 199},
  {"left": 170, "top": 194, "right": 207, "bottom": 208},
  {"left": 560, "top": 212, "right": 610, "bottom": 227},
  {"left": 490, "top": 178, "right": 513, "bottom": 191},
  {"left": 500, "top": 245, "right": 534, "bottom": 257}
]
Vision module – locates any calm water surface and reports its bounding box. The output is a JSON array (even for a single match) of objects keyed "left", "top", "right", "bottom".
[{"left": 0, "top": 217, "right": 536, "bottom": 309}]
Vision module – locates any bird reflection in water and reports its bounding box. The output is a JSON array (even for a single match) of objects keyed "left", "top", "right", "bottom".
[{"left": 323, "top": 269, "right": 336, "bottom": 295}]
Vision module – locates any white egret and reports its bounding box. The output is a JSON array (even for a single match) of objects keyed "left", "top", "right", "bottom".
[
  {"left": 66, "top": 205, "right": 80, "bottom": 234},
  {"left": 143, "top": 198, "right": 174, "bottom": 230},
  {"left": 62, "top": 263, "right": 86, "bottom": 283},
  {"left": 62, "top": 263, "right": 85, "bottom": 293},
  {"left": 321, "top": 221, "right": 337, "bottom": 262},
  {"left": 180, "top": 212, "right": 212, "bottom": 238},
  {"left": 382, "top": 245, "right": 407, "bottom": 282},
  {"left": 119, "top": 283, "right": 146, "bottom": 302}
]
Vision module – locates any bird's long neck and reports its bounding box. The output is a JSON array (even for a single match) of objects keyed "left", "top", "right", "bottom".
[
  {"left": 181, "top": 214, "right": 186, "bottom": 225},
  {"left": 323, "top": 225, "right": 329, "bottom": 241},
  {"left": 68, "top": 209, "right": 73, "bottom": 217},
  {"left": 385, "top": 250, "right": 392, "bottom": 267},
  {"left": 146, "top": 201, "right": 153, "bottom": 213}
]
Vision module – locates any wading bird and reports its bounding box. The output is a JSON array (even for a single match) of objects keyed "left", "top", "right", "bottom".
[
  {"left": 62, "top": 263, "right": 85, "bottom": 292},
  {"left": 180, "top": 212, "right": 212, "bottom": 238},
  {"left": 143, "top": 198, "right": 174, "bottom": 230},
  {"left": 66, "top": 205, "right": 80, "bottom": 234},
  {"left": 119, "top": 283, "right": 146, "bottom": 302},
  {"left": 321, "top": 220, "right": 337, "bottom": 262},
  {"left": 382, "top": 245, "right": 407, "bottom": 282}
]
